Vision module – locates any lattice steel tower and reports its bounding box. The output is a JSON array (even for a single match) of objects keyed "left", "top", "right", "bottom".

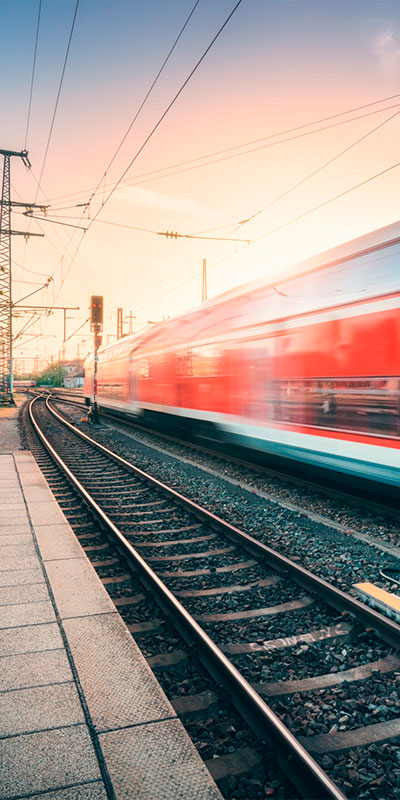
[{"left": 0, "top": 149, "right": 31, "bottom": 404}]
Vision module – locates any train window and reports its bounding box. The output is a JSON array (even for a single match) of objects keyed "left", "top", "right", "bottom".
[{"left": 267, "top": 377, "right": 400, "bottom": 438}]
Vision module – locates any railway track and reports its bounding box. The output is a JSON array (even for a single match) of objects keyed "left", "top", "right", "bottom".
[
  {"left": 36, "top": 388, "right": 400, "bottom": 522},
  {"left": 24, "top": 395, "right": 400, "bottom": 800}
]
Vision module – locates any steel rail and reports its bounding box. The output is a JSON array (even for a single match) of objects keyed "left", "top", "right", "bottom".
[
  {"left": 44, "top": 388, "right": 400, "bottom": 517},
  {"left": 45, "top": 396, "right": 400, "bottom": 649},
  {"left": 28, "top": 396, "right": 346, "bottom": 800}
]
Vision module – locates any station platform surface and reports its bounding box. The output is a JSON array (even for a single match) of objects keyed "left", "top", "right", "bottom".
[
  {"left": 0, "top": 398, "right": 23, "bottom": 453},
  {"left": 0, "top": 446, "right": 222, "bottom": 800}
]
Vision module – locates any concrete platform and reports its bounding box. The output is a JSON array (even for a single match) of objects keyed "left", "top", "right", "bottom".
[
  {"left": 0, "top": 395, "right": 23, "bottom": 453},
  {"left": 0, "top": 452, "right": 222, "bottom": 800}
]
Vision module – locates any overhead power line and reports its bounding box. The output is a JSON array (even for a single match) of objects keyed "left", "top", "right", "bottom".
[
  {"left": 51, "top": 0, "right": 244, "bottom": 305},
  {"left": 22, "top": 212, "right": 88, "bottom": 231},
  {"left": 236, "top": 106, "right": 400, "bottom": 229},
  {"left": 124, "top": 102, "right": 400, "bottom": 190},
  {"left": 25, "top": 0, "right": 42, "bottom": 150},
  {"left": 86, "top": 0, "right": 201, "bottom": 209},
  {"left": 256, "top": 159, "right": 400, "bottom": 244},
  {"left": 157, "top": 229, "right": 251, "bottom": 243},
  {"left": 21, "top": 211, "right": 251, "bottom": 242},
  {"left": 95, "top": 104, "right": 400, "bottom": 314},
  {"left": 37, "top": 0, "right": 203, "bottom": 320},
  {"left": 133, "top": 159, "right": 400, "bottom": 315},
  {"left": 45, "top": 91, "right": 400, "bottom": 208},
  {"left": 34, "top": 0, "right": 80, "bottom": 202},
  {"left": 65, "top": 316, "right": 90, "bottom": 342},
  {"left": 88, "top": 0, "right": 244, "bottom": 227}
]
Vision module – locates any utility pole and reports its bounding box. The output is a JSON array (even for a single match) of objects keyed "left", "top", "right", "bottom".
[
  {"left": 117, "top": 307, "right": 123, "bottom": 339},
  {"left": 201, "top": 258, "right": 207, "bottom": 303},
  {"left": 0, "top": 148, "right": 43, "bottom": 404},
  {"left": 125, "top": 311, "right": 136, "bottom": 335},
  {"left": 90, "top": 296, "right": 103, "bottom": 424}
]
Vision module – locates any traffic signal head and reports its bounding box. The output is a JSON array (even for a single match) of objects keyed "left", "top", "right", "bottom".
[{"left": 90, "top": 296, "right": 103, "bottom": 330}]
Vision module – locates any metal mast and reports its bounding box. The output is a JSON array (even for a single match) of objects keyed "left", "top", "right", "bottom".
[
  {"left": 0, "top": 148, "right": 44, "bottom": 405},
  {"left": 0, "top": 153, "right": 12, "bottom": 402},
  {"left": 201, "top": 258, "right": 207, "bottom": 303}
]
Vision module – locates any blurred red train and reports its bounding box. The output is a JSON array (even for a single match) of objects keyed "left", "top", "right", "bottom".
[
  {"left": 84, "top": 221, "right": 400, "bottom": 488},
  {"left": 13, "top": 380, "right": 36, "bottom": 389}
]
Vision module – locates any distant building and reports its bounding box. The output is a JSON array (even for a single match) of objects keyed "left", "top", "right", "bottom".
[
  {"left": 63, "top": 359, "right": 83, "bottom": 376},
  {"left": 64, "top": 367, "right": 84, "bottom": 388}
]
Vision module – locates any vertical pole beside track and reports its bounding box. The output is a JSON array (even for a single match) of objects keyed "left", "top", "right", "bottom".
[{"left": 92, "top": 323, "right": 100, "bottom": 423}]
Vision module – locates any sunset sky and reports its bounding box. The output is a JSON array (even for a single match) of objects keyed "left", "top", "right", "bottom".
[{"left": 3, "top": 0, "right": 400, "bottom": 366}]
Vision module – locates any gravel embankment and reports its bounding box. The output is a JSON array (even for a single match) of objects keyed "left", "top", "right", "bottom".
[{"left": 58, "top": 403, "right": 400, "bottom": 597}]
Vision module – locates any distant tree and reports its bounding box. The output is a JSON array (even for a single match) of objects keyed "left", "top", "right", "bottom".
[{"left": 34, "top": 363, "right": 67, "bottom": 387}]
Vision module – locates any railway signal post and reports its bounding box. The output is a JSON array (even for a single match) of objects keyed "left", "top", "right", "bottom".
[{"left": 90, "top": 295, "right": 103, "bottom": 423}]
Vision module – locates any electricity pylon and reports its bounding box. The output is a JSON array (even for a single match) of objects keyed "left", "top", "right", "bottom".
[{"left": 0, "top": 149, "right": 43, "bottom": 404}]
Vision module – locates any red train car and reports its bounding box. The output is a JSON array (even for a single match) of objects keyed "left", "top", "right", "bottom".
[
  {"left": 13, "top": 380, "right": 36, "bottom": 389},
  {"left": 84, "top": 221, "right": 400, "bottom": 487}
]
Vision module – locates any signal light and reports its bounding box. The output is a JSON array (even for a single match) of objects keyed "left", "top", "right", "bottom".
[{"left": 90, "top": 295, "right": 103, "bottom": 330}]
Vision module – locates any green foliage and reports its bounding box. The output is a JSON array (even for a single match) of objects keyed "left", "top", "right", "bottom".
[{"left": 33, "top": 364, "right": 67, "bottom": 387}]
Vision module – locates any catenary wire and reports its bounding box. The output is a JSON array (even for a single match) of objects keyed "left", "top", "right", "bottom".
[
  {"left": 34, "top": 0, "right": 204, "bottom": 320},
  {"left": 96, "top": 108, "right": 400, "bottom": 314},
  {"left": 255, "top": 159, "right": 400, "bottom": 244},
  {"left": 24, "top": 0, "right": 42, "bottom": 150},
  {"left": 132, "top": 159, "right": 400, "bottom": 315},
  {"left": 86, "top": 0, "right": 201, "bottom": 209},
  {"left": 236, "top": 106, "right": 400, "bottom": 228},
  {"left": 21, "top": 212, "right": 252, "bottom": 242},
  {"left": 122, "top": 102, "right": 400, "bottom": 191},
  {"left": 33, "top": 0, "right": 80, "bottom": 203},
  {"left": 64, "top": 316, "right": 90, "bottom": 342},
  {"left": 19, "top": 0, "right": 83, "bottom": 300},
  {"left": 87, "top": 0, "right": 244, "bottom": 227},
  {"left": 51, "top": 0, "right": 244, "bottom": 306},
  {"left": 45, "top": 95, "right": 400, "bottom": 208}
]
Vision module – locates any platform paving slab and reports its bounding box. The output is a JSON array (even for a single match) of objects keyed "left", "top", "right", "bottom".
[
  {"left": 0, "top": 565, "right": 44, "bottom": 586},
  {"left": 0, "top": 648, "right": 72, "bottom": 691},
  {"left": 0, "top": 501, "right": 26, "bottom": 511},
  {"left": 35, "top": 521, "right": 87, "bottom": 560},
  {"left": 0, "top": 726, "right": 102, "bottom": 799},
  {"left": 45, "top": 557, "right": 118, "bottom": 619},
  {"left": 0, "top": 554, "right": 44, "bottom": 571},
  {"left": 0, "top": 681, "right": 85, "bottom": 737},
  {"left": 0, "top": 509, "right": 29, "bottom": 524},
  {"left": 14, "top": 471, "right": 48, "bottom": 487},
  {"left": 0, "top": 542, "right": 36, "bottom": 557},
  {"left": 0, "top": 533, "right": 34, "bottom": 546},
  {"left": 99, "top": 719, "right": 223, "bottom": 800},
  {"left": 0, "top": 523, "right": 33, "bottom": 538},
  {"left": 22, "top": 484, "right": 56, "bottom": 503},
  {"left": 0, "top": 621, "right": 64, "bottom": 656},
  {"left": 0, "top": 599, "right": 56, "bottom": 629},
  {"left": 0, "top": 582, "right": 50, "bottom": 606},
  {"left": 63, "top": 611, "right": 175, "bottom": 732},
  {"left": 0, "top": 494, "right": 25, "bottom": 505},
  {"left": 27, "top": 499, "right": 68, "bottom": 527},
  {"left": 14, "top": 451, "right": 36, "bottom": 461}
]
